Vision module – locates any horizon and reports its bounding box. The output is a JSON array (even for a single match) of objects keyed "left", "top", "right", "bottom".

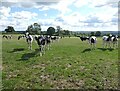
[{"left": 0, "top": 0, "right": 119, "bottom": 32}]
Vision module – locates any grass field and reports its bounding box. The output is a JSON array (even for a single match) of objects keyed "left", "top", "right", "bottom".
[{"left": 2, "top": 35, "right": 119, "bottom": 89}]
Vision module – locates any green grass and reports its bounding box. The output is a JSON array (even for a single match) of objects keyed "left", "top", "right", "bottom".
[{"left": 2, "top": 35, "right": 119, "bottom": 89}]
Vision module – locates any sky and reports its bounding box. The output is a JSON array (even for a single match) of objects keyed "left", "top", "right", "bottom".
[{"left": 0, "top": 0, "right": 119, "bottom": 31}]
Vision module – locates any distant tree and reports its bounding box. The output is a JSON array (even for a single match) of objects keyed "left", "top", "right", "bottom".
[
  {"left": 90, "top": 32, "right": 95, "bottom": 36},
  {"left": 47, "top": 27, "right": 55, "bottom": 36},
  {"left": 41, "top": 31, "right": 47, "bottom": 35},
  {"left": 26, "top": 23, "right": 41, "bottom": 34},
  {"left": 62, "top": 30, "right": 70, "bottom": 35},
  {"left": 73, "top": 32, "right": 77, "bottom": 37},
  {"left": 26, "top": 25, "right": 33, "bottom": 34},
  {"left": 106, "top": 33, "right": 111, "bottom": 36},
  {"left": 95, "top": 31, "right": 101, "bottom": 37},
  {"left": 56, "top": 26, "right": 62, "bottom": 36},
  {"left": 33, "top": 23, "right": 41, "bottom": 34},
  {"left": 5, "top": 26, "right": 15, "bottom": 32}
]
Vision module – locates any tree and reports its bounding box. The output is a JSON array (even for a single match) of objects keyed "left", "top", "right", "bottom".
[
  {"left": 90, "top": 32, "right": 95, "bottom": 36},
  {"left": 33, "top": 23, "right": 41, "bottom": 34},
  {"left": 47, "top": 27, "right": 55, "bottom": 36},
  {"left": 5, "top": 26, "right": 15, "bottom": 32},
  {"left": 26, "top": 23, "right": 41, "bottom": 34},
  {"left": 26, "top": 25, "right": 33, "bottom": 34},
  {"left": 62, "top": 30, "right": 70, "bottom": 35},
  {"left": 56, "top": 26, "right": 62, "bottom": 36},
  {"left": 95, "top": 31, "right": 101, "bottom": 37}
]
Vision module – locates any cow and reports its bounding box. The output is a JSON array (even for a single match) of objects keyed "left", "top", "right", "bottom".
[
  {"left": 25, "top": 32, "right": 33, "bottom": 50},
  {"left": 3, "top": 35, "right": 12, "bottom": 39},
  {"left": 18, "top": 35, "right": 25, "bottom": 40},
  {"left": 80, "top": 36, "right": 89, "bottom": 41},
  {"left": 34, "top": 35, "right": 46, "bottom": 56},
  {"left": 102, "top": 34, "right": 113, "bottom": 48},
  {"left": 111, "top": 35, "right": 118, "bottom": 48},
  {"left": 50, "top": 36, "right": 57, "bottom": 42},
  {"left": 45, "top": 35, "right": 51, "bottom": 50},
  {"left": 89, "top": 36, "right": 97, "bottom": 49}
]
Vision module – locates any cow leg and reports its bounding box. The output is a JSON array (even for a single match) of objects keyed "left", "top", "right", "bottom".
[
  {"left": 112, "top": 43, "right": 114, "bottom": 49},
  {"left": 43, "top": 45, "right": 45, "bottom": 54},
  {"left": 28, "top": 43, "right": 30, "bottom": 50},
  {"left": 39, "top": 46, "right": 42, "bottom": 56},
  {"left": 106, "top": 42, "right": 108, "bottom": 48},
  {"left": 30, "top": 43, "right": 32, "bottom": 50},
  {"left": 94, "top": 43, "right": 96, "bottom": 49},
  {"left": 109, "top": 42, "right": 111, "bottom": 48},
  {"left": 93, "top": 44, "right": 94, "bottom": 49},
  {"left": 103, "top": 41, "right": 105, "bottom": 48},
  {"left": 116, "top": 42, "right": 118, "bottom": 48},
  {"left": 40, "top": 45, "right": 45, "bottom": 55},
  {"left": 90, "top": 43, "right": 93, "bottom": 50},
  {"left": 47, "top": 45, "right": 49, "bottom": 50},
  {"left": 115, "top": 41, "right": 117, "bottom": 49},
  {"left": 48, "top": 44, "right": 50, "bottom": 50}
]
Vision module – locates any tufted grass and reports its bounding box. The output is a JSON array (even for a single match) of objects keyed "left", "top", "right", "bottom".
[{"left": 2, "top": 34, "right": 119, "bottom": 89}]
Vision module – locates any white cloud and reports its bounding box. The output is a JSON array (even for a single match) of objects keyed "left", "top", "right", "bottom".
[
  {"left": 91, "top": 0, "right": 119, "bottom": 8},
  {"left": 0, "top": 9, "right": 38, "bottom": 31},
  {"left": 0, "top": 0, "right": 118, "bottom": 31},
  {"left": 0, "top": 6, "right": 11, "bottom": 17},
  {"left": 37, "top": 5, "right": 50, "bottom": 11},
  {"left": 11, "top": 11, "right": 38, "bottom": 20},
  {"left": 44, "top": 14, "right": 47, "bottom": 17},
  {"left": 2, "top": 0, "right": 63, "bottom": 2},
  {"left": 74, "top": 0, "right": 89, "bottom": 8}
]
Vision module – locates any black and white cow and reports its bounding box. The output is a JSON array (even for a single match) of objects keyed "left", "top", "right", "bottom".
[
  {"left": 3, "top": 35, "right": 12, "bottom": 39},
  {"left": 89, "top": 36, "right": 97, "bottom": 49},
  {"left": 80, "top": 36, "right": 89, "bottom": 41},
  {"left": 18, "top": 35, "right": 25, "bottom": 40},
  {"left": 56, "top": 36, "right": 61, "bottom": 42},
  {"left": 34, "top": 35, "right": 46, "bottom": 56},
  {"left": 45, "top": 35, "right": 51, "bottom": 50},
  {"left": 102, "top": 34, "right": 113, "bottom": 48},
  {"left": 111, "top": 35, "right": 118, "bottom": 48},
  {"left": 50, "top": 36, "right": 56, "bottom": 42},
  {"left": 25, "top": 32, "right": 33, "bottom": 50},
  {"left": 80, "top": 36, "right": 97, "bottom": 49}
]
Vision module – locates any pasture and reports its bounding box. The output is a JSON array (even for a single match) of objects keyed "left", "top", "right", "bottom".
[{"left": 2, "top": 34, "right": 119, "bottom": 89}]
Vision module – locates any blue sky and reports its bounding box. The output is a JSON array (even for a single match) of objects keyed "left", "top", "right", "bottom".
[{"left": 0, "top": 0, "right": 119, "bottom": 31}]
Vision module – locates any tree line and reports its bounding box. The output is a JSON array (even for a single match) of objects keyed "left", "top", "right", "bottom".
[
  {"left": 4, "top": 23, "right": 72, "bottom": 36},
  {"left": 4, "top": 23, "right": 118, "bottom": 37}
]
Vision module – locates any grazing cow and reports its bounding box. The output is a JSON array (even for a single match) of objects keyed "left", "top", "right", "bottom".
[
  {"left": 102, "top": 34, "right": 112, "bottom": 48},
  {"left": 89, "top": 36, "right": 97, "bottom": 49},
  {"left": 3, "top": 35, "right": 8, "bottom": 39},
  {"left": 34, "top": 35, "right": 46, "bottom": 56},
  {"left": 51, "top": 36, "right": 57, "bottom": 42},
  {"left": 18, "top": 35, "right": 25, "bottom": 40},
  {"left": 45, "top": 35, "right": 51, "bottom": 50},
  {"left": 111, "top": 35, "right": 118, "bottom": 48},
  {"left": 80, "top": 36, "right": 89, "bottom": 41},
  {"left": 56, "top": 36, "right": 61, "bottom": 42},
  {"left": 3, "top": 35, "right": 12, "bottom": 39},
  {"left": 25, "top": 32, "right": 33, "bottom": 50}
]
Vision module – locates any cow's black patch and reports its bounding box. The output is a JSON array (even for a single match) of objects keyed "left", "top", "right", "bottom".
[
  {"left": 80, "top": 37, "right": 89, "bottom": 41},
  {"left": 91, "top": 38, "right": 95, "bottom": 43},
  {"left": 113, "top": 37, "right": 117, "bottom": 41}
]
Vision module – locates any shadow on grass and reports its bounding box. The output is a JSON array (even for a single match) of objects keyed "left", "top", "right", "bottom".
[
  {"left": 9, "top": 48, "right": 25, "bottom": 53},
  {"left": 98, "top": 48, "right": 114, "bottom": 51},
  {"left": 82, "top": 48, "right": 91, "bottom": 53},
  {"left": 17, "top": 49, "right": 40, "bottom": 61}
]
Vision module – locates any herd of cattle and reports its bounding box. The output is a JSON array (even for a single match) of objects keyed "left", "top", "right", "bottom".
[
  {"left": 3, "top": 32, "right": 61, "bottom": 56},
  {"left": 79, "top": 34, "right": 118, "bottom": 49},
  {"left": 2, "top": 33, "right": 118, "bottom": 56}
]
